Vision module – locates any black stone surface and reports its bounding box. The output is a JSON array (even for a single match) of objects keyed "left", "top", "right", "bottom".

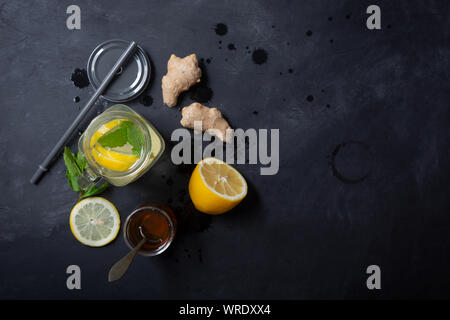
[{"left": 0, "top": 0, "right": 449, "bottom": 299}]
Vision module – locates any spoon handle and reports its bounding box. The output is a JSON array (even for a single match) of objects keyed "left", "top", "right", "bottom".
[{"left": 108, "top": 237, "right": 147, "bottom": 282}]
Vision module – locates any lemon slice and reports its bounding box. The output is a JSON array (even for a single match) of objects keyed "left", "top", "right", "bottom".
[
  {"left": 92, "top": 144, "right": 139, "bottom": 171},
  {"left": 189, "top": 157, "right": 247, "bottom": 214},
  {"left": 89, "top": 119, "right": 140, "bottom": 171},
  {"left": 94, "top": 144, "right": 139, "bottom": 163},
  {"left": 69, "top": 197, "right": 120, "bottom": 247}
]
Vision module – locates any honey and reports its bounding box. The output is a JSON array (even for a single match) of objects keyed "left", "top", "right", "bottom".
[{"left": 123, "top": 203, "right": 176, "bottom": 256}]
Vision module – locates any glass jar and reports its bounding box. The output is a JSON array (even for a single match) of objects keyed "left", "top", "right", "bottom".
[
  {"left": 123, "top": 203, "right": 177, "bottom": 256},
  {"left": 78, "top": 104, "right": 165, "bottom": 187}
]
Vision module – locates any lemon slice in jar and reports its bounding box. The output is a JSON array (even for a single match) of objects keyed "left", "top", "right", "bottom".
[{"left": 89, "top": 119, "right": 140, "bottom": 171}]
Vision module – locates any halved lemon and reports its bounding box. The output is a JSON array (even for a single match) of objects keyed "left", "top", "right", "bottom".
[
  {"left": 69, "top": 197, "right": 120, "bottom": 247},
  {"left": 189, "top": 157, "right": 247, "bottom": 214}
]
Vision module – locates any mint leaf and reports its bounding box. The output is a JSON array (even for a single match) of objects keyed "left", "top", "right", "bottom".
[
  {"left": 63, "top": 147, "right": 81, "bottom": 176},
  {"left": 97, "top": 126, "right": 128, "bottom": 148},
  {"left": 126, "top": 122, "right": 145, "bottom": 156},
  {"left": 76, "top": 152, "right": 88, "bottom": 171},
  {"left": 63, "top": 147, "right": 81, "bottom": 191},
  {"left": 81, "top": 182, "right": 109, "bottom": 199},
  {"left": 120, "top": 120, "right": 133, "bottom": 128},
  {"left": 63, "top": 146, "right": 109, "bottom": 199},
  {"left": 96, "top": 121, "right": 146, "bottom": 156},
  {"left": 65, "top": 169, "right": 80, "bottom": 192}
]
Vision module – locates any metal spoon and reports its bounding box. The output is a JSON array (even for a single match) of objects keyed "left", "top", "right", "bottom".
[{"left": 108, "top": 226, "right": 147, "bottom": 282}]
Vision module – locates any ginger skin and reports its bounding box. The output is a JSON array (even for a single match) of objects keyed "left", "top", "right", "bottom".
[
  {"left": 162, "top": 54, "right": 202, "bottom": 107},
  {"left": 180, "top": 102, "right": 233, "bottom": 143}
]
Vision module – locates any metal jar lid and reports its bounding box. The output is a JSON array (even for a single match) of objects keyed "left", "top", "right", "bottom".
[{"left": 87, "top": 39, "right": 151, "bottom": 102}]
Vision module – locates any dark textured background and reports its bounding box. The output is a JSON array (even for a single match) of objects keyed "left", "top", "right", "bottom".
[{"left": 0, "top": 0, "right": 449, "bottom": 299}]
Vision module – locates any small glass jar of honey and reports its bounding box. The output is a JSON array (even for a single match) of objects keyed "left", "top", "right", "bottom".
[{"left": 123, "top": 203, "right": 176, "bottom": 256}]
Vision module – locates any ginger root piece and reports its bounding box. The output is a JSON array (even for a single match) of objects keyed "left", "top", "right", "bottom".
[
  {"left": 181, "top": 102, "right": 233, "bottom": 142},
  {"left": 162, "top": 54, "right": 202, "bottom": 107}
]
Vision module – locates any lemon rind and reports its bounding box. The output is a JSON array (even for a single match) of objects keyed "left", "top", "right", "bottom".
[
  {"left": 198, "top": 157, "right": 248, "bottom": 201},
  {"left": 69, "top": 197, "right": 120, "bottom": 247}
]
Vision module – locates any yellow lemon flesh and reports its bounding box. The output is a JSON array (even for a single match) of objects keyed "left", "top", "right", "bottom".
[
  {"left": 90, "top": 119, "right": 139, "bottom": 171},
  {"left": 69, "top": 197, "right": 120, "bottom": 247},
  {"left": 189, "top": 157, "right": 247, "bottom": 215}
]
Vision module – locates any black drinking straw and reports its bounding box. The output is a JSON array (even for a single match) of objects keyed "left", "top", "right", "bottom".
[{"left": 30, "top": 41, "right": 138, "bottom": 184}]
